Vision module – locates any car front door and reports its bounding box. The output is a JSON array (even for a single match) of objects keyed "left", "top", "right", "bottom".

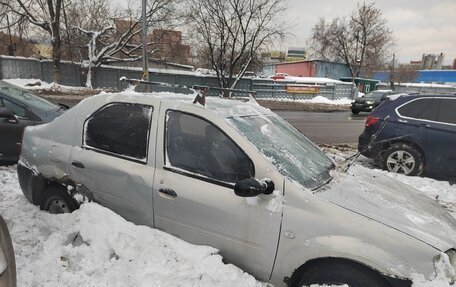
[
  {"left": 0, "top": 96, "right": 36, "bottom": 161},
  {"left": 68, "top": 100, "right": 159, "bottom": 226},
  {"left": 152, "top": 105, "right": 284, "bottom": 281},
  {"left": 430, "top": 98, "right": 456, "bottom": 175}
]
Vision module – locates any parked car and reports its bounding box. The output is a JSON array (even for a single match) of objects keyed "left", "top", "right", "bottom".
[
  {"left": 0, "top": 215, "right": 16, "bottom": 287},
  {"left": 351, "top": 90, "right": 397, "bottom": 114},
  {"left": 17, "top": 91, "right": 456, "bottom": 287},
  {"left": 0, "top": 80, "right": 66, "bottom": 163},
  {"left": 358, "top": 94, "right": 456, "bottom": 177}
]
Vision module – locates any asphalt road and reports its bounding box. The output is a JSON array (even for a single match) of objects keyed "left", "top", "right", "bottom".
[
  {"left": 275, "top": 111, "right": 367, "bottom": 144},
  {"left": 53, "top": 98, "right": 366, "bottom": 144}
]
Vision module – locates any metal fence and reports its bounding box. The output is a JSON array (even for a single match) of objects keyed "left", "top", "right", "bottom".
[
  {"left": 393, "top": 85, "right": 456, "bottom": 95},
  {"left": 376, "top": 83, "right": 456, "bottom": 95},
  {"left": 252, "top": 79, "right": 354, "bottom": 100},
  {"left": 0, "top": 56, "right": 81, "bottom": 86},
  {"left": 0, "top": 55, "right": 356, "bottom": 99}
]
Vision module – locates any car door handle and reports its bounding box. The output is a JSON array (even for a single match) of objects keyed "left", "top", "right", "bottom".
[
  {"left": 158, "top": 188, "right": 177, "bottom": 198},
  {"left": 71, "top": 161, "right": 85, "bottom": 169}
]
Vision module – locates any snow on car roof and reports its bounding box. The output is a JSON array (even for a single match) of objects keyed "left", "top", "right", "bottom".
[{"left": 91, "top": 90, "right": 272, "bottom": 118}]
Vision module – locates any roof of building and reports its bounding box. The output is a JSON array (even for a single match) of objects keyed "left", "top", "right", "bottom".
[
  {"left": 373, "top": 70, "right": 456, "bottom": 83},
  {"left": 275, "top": 59, "right": 347, "bottom": 66}
]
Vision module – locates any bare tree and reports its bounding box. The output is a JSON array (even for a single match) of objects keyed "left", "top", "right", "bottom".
[
  {"left": 394, "top": 65, "right": 419, "bottom": 85},
  {"left": 2, "top": 0, "right": 65, "bottom": 83},
  {"left": 308, "top": 3, "right": 395, "bottom": 79},
  {"left": 187, "top": 0, "right": 287, "bottom": 95},
  {"left": 67, "top": 0, "right": 179, "bottom": 87},
  {"left": 0, "top": 5, "right": 32, "bottom": 56}
]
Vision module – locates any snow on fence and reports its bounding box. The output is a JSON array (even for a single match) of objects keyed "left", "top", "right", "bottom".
[{"left": 0, "top": 56, "right": 81, "bottom": 86}]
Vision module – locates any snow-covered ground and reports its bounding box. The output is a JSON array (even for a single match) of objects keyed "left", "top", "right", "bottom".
[
  {"left": 0, "top": 165, "right": 262, "bottom": 287},
  {"left": 1, "top": 146, "right": 456, "bottom": 286}
]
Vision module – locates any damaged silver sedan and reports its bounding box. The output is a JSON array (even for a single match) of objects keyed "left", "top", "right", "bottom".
[{"left": 17, "top": 90, "right": 456, "bottom": 287}]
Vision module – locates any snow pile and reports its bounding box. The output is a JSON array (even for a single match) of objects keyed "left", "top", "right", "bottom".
[
  {"left": 2, "top": 144, "right": 456, "bottom": 286},
  {"left": 303, "top": 95, "right": 352, "bottom": 105},
  {"left": 260, "top": 96, "right": 351, "bottom": 105},
  {"left": 3, "top": 78, "right": 88, "bottom": 92},
  {"left": 0, "top": 166, "right": 262, "bottom": 287},
  {"left": 3, "top": 78, "right": 54, "bottom": 90}
]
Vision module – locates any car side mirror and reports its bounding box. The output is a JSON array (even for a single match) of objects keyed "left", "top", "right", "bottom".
[
  {"left": 234, "top": 178, "right": 274, "bottom": 197},
  {"left": 57, "top": 103, "right": 70, "bottom": 110},
  {"left": 0, "top": 107, "right": 18, "bottom": 124}
]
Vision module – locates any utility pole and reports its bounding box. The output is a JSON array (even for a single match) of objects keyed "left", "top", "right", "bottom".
[
  {"left": 390, "top": 53, "right": 395, "bottom": 90},
  {"left": 142, "top": 0, "right": 149, "bottom": 87}
]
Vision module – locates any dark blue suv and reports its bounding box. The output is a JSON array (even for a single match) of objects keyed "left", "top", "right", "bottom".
[{"left": 358, "top": 94, "right": 456, "bottom": 178}]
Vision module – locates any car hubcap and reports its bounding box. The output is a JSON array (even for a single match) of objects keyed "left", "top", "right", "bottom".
[
  {"left": 386, "top": 150, "right": 415, "bottom": 174},
  {"left": 47, "top": 197, "right": 70, "bottom": 214}
]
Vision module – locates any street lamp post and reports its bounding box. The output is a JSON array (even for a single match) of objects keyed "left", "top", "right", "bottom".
[{"left": 142, "top": 0, "right": 149, "bottom": 85}]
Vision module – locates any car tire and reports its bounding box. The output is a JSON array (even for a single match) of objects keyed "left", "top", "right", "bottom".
[
  {"left": 351, "top": 110, "right": 360, "bottom": 115},
  {"left": 290, "top": 259, "right": 391, "bottom": 287},
  {"left": 40, "top": 185, "right": 80, "bottom": 214},
  {"left": 381, "top": 144, "right": 423, "bottom": 176}
]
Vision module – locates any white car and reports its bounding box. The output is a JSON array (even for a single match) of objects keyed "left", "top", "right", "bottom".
[
  {"left": 0, "top": 215, "right": 16, "bottom": 287},
  {"left": 17, "top": 90, "right": 456, "bottom": 287}
]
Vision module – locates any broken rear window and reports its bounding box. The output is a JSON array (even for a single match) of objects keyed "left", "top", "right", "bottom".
[{"left": 84, "top": 103, "right": 153, "bottom": 161}]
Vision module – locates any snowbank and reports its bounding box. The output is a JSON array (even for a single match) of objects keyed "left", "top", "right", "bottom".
[
  {"left": 2, "top": 78, "right": 53, "bottom": 90},
  {"left": 260, "top": 96, "right": 352, "bottom": 105},
  {"left": 1, "top": 145, "right": 456, "bottom": 286},
  {"left": 3, "top": 78, "right": 87, "bottom": 92},
  {"left": 0, "top": 166, "right": 262, "bottom": 287}
]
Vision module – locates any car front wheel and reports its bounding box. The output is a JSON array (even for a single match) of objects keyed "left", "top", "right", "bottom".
[
  {"left": 381, "top": 144, "right": 423, "bottom": 176},
  {"left": 40, "top": 185, "right": 80, "bottom": 214},
  {"left": 290, "top": 259, "right": 392, "bottom": 287},
  {"left": 351, "top": 110, "right": 360, "bottom": 115}
]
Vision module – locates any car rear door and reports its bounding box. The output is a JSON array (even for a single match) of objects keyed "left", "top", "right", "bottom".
[
  {"left": 152, "top": 103, "right": 284, "bottom": 281},
  {"left": 68, "top": 99, "right": 160, "bottom": 226},
  {"left": 430, "top": 98, "right": 456, "bottom": 175}
]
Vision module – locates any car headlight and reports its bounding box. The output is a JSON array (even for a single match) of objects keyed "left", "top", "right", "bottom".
[
  {"left": 433, "top": 250, "right": 456, "bottom": 281},
  {"left": 366, "top": 101, "right": 374, "bottom": 104}
]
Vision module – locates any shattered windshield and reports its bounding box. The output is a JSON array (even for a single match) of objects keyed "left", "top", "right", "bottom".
[{"left": 228, "top": 114, "right": 334, "bottom": 190}]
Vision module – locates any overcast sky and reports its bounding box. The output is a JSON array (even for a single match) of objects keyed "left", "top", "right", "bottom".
[{"left": 283, "top": 0, "right": 456, "bottom": 65}]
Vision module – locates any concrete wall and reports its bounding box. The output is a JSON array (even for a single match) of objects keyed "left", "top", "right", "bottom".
[
  {"left": 274, "top": 60, "right": 351, "bottom": 80},
  {"left": 315, "top": 61, "right": 351, "bottom": 79}
]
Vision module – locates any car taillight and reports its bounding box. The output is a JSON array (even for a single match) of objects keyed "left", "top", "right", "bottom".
[{"left": 365, "top": 115, "right": 379, "bottom": 127}]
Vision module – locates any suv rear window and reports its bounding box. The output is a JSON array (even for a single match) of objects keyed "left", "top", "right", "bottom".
[
  {"left": 437, "top": 99, "right": 456, "bottom": 125},
  {"left": 398, "top": 98, "right": 456, "bottom": 125},
  {"left": 83, "top": 103, "right": 153, "bottom": 161},
  {"left": 397, "top": 98, "right": 433, "bottom": 119}
]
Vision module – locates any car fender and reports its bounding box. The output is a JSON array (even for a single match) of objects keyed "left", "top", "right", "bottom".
[{"left": 269, "top": 182, "right": 439, "bottom": 286}]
